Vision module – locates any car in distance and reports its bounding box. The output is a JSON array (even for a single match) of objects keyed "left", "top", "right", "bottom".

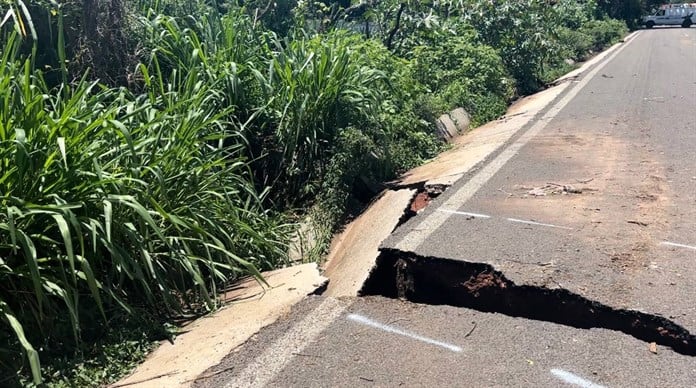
[{"left": 643, "top": 3, "right": 695, "bottom": 28}]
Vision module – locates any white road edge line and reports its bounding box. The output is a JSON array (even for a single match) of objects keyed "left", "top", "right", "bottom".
[
  {"left": 394, "top": 32, "right": 639, "bottom": 253},
  {"left": 551, "top": 369, "right": 606, "bottom": 388},
  {"left": 660, "top": 241, "right": 696, "bottom": 251},
  {"left": 224, "top": 298, "right": 346, "bottom": 388},
  {"left": 347, "top": 313, "right": 463, "bottom": 353},
  {"left": 437, "top": 209, "right": 491, "bottom": 219},
  {"left": 507, "top": 218, "right": 573, "bottom": 230}
]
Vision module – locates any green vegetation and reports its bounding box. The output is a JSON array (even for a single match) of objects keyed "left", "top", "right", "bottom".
[{"left": 1, "top": 0, "right": 628, "bottom": 385}]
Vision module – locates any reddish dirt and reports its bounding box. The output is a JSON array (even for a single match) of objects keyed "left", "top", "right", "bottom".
[
  {"left": 410, "top": 191, "right": 432, "bottom": 213},
  {"left": 462, "top": 272, "right": 509, "bottom": 296}
]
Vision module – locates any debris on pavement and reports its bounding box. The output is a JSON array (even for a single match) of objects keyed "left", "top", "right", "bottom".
[
  {"left": 464, "top": 322, "right": 478, "bottom": 338},
  {"left": 523, "top": 182, "right": 590, "bottom": 197},
  {"left": 528, "top": 187, "right": 547, "bottom": 196},
  {"left": 409, "top": 185, "right": 447, "bottom": 213}
]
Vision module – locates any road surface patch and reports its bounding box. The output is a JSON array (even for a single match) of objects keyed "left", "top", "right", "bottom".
[
  {"left": 551, "top": 369, "right": 605, "bottom": 388},
  {"left": 346, "top": 313, "right": 463, "bottom": 353}
]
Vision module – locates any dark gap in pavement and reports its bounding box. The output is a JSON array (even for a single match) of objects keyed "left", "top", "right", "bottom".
[
  {"left": 360, "top": 248, "right": 696, "bottom": 356},
  {"left": 393, "top": 184, "right": 449, "bottom": 231}
]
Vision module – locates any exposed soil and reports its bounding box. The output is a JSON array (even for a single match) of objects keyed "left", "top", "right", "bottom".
[
  {"left": 410, "top": 191, "right": 432, "bottom": 213},
  {"left": 395, "top": 184, "right": 448, "bottom": 229}
]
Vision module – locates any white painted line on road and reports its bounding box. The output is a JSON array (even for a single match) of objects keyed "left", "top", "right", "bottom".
[
  {"left": 551, "top": 369, "right": 606, "bottom": 388},
  {"left": 660, "top": 241, "right": 696, "bottom": 251},
  {"left": 506, "top": 218, "right": 573, "bottom": 230},
  {"left": 224, "top": 298, "right": 346, "bottom": 388},
  {"left": 347, "top": 313, "right": 463, "bottom": 353},
  {"left": 437, "top": 209, "right": 491, "bottom": 219},
  {"left": 437, "top": 209, "right": 573, "bottom": 231},
  {"left": 394, "top": 32, "right": 638, "bottom": 253}
]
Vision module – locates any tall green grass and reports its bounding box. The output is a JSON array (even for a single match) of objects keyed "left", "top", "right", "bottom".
[
  {"left": 137, "top": 11, "right": 412, "bottom": 205},
  {"left": 254, "top": 32, "right": 386, "bottom": 199},
  {"left": 0, "top": 4, "right": 446, "bottom": 384},
  {"left": 0, "top": 29, "right": 289, "bottom": 384}
]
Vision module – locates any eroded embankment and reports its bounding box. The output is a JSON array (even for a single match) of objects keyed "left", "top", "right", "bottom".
[{"left": 360, "top": 248, "right": 696, "bottom": 356}]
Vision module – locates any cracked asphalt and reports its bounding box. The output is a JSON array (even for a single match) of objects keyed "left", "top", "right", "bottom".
[{"left": 386, "top": 27, "right": 696, "bottom": 334}]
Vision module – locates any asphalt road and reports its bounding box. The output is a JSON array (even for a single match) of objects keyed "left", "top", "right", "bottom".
[
  {"left": 196, "top": 29, "right": 696, "bottom": 387},
  {"left": 197, "top": 296, "right": 695, "bottom": 387}
]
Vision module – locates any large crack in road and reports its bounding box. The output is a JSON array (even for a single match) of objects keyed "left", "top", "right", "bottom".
[{"left": 360, "top": 248, "right": 696, "bottom": 357}]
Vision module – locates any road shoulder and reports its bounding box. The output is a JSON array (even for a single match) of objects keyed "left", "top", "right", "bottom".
[{"left": 111, "top": 264, "right": 327, "bottom": 388}]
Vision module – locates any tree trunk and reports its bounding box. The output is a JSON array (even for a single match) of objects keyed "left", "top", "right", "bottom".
[{"left": 385, "top": 2, "right": 406, "bottom": 51}]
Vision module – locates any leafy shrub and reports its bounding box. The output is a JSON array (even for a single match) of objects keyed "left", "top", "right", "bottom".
[
  {"left": 554, "top": 0, "right": 598, "bottom": 29},
  {"left": 557, "top": 27, "right": 593, "bottom": 61},
  {"left": 346, "top": 35, "right": 445, "bottom": 173},
  {"left": 552, "top": 17, "right": 627, "bottom": 74},
  {"left": 410, "top": 31, "right": 514, "bottom": 126},
  {"left": 580, "top": 19, "right": 628, "bottom": 51},
  {"left": 464, "top": 0, "right": 558, "bottom": 94}
]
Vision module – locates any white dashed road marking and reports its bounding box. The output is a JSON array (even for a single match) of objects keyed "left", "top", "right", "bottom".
[
  {"left": 506, "top": 218, "right": 573, "bottom": 230},
  {"left": 437, "top": 209, "right": 491, "bottom": 218},
  {"left": 551, "top": 369, "right": 606, "bottom": 388},
  {"left": 660, "top": 241, "right": 696, "bottom": 251},
  {"left": 347, "top": 314, "right": 463, "bottom": 353},
  {"left": 437, "top": 209, "right": 573, "bottom": 230}
]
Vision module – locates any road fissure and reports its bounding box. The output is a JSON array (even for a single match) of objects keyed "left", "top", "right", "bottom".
[{"left": 361, "top": 248, "right": 696, "bottom": 356}]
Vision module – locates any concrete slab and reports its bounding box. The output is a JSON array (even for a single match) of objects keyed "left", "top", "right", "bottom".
[
  {"left": 436, "top": 108, "right": 471, "bottom": 141},
  {"left": 450, "top": 107, "right": 471, "bottom": 132},
  {"left": 323, "top": 189, "right": 416, "bottom": 297},
  {"left": 435, "top": 113, "right": 458, "bottom": 140},
  {"left": 112, "top": 263, "right": 327, "bottom": 388}
]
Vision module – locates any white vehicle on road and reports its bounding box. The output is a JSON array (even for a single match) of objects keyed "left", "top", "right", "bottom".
[{"left": 643, "top": 3, "right": 695, "bottom": 28}]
